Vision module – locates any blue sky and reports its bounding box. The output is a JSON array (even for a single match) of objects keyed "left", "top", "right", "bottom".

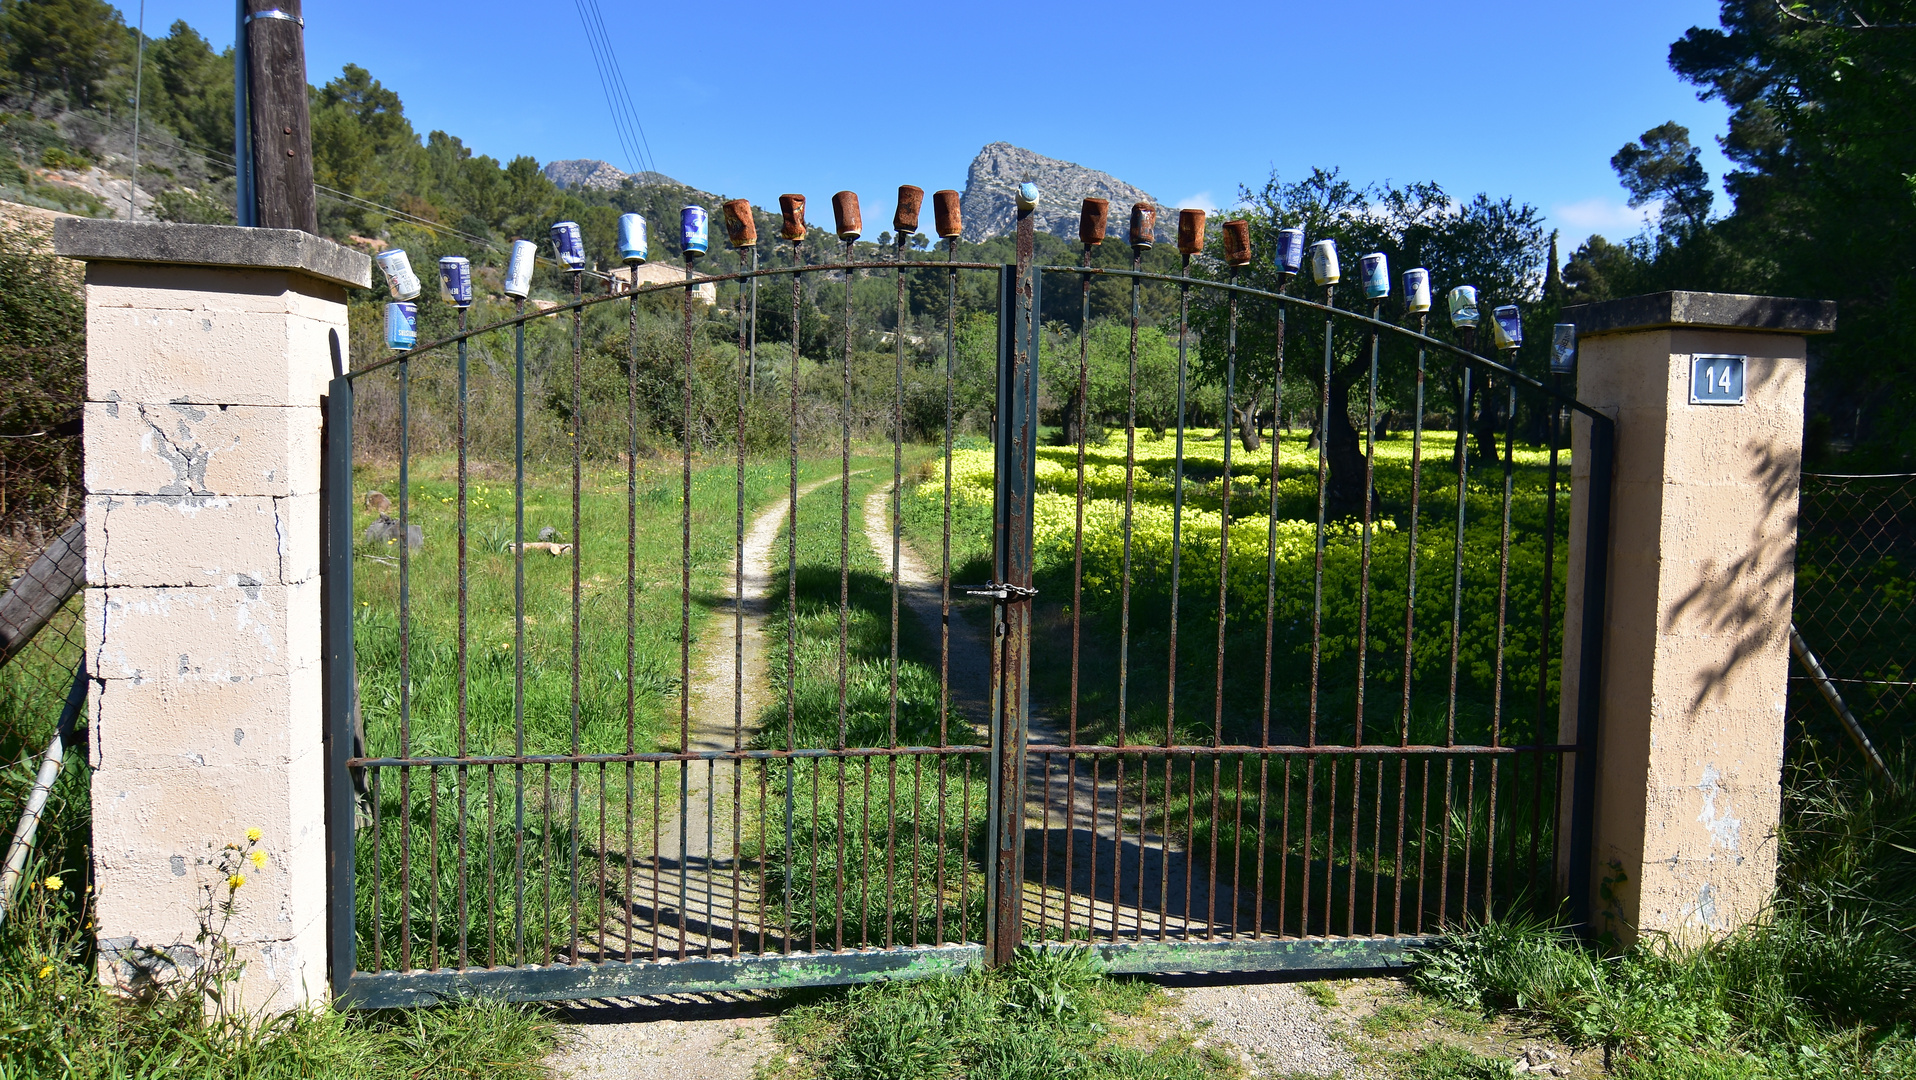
[{"left": 132, "top": 1, "right": 1731, "bottom": 251}]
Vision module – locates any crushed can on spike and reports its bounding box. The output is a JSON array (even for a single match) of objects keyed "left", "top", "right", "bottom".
[
  {"left": 1016, "top": 182, "right": 1040, "bottom": 212},
  {"left": 779, "top": 195, "right": 808, "bottom": 241},
  {"left": 831, "top": 191, "right": 861, "bottom": 240},
  {"left": 1177, "top": 209, "right": 1206, "bottom": 256},
  {"left": 1079, "top": 198, "right": 1109, "bottom": 246},
  {"left": 1129, "top": 203, "right": 1156, "bottom": 250},
  {"left": 1310, "top": 239, "right": 1341, "bottom": 286},
  {"left": 1403, "top": 268, "right": 1431, "bottom": 313},
  {"left": 894, "top": 186, "right": 924, "bottom": 235},
  {"left": 375, "top": 248, "right": 421, "bottom": 300},
  {"left": 503, "top": 239, "right": 537, "bottom": 299},
  {"left": 932, "top": 190, "right": 961, "bottom": 239},
  {"left": 1447, "top": 285, "right": 1480, "bottom": 329},
  {"left": 1360, "top": 252, "right": 1390, "bottom": 299},
  {"left": 617, "top": 213, "right": 649, "bottom": 264},
  {"left": 1491, "top": 304, "right": 1523, "bottom": 350},
  {"left": 384, "top": 301, "right": 418, "bottom": 350},
  {"left": 1274, "top": 227, "right": 1305, "bottom": 275},
  {"left": 722, "top": 200, "right": 756, "bottom": 249},
  {"left": 437, "top": 255, "right": 472, "bottom": 308},
  {"left": 1551, "top": 324, "right": 1577, "bottom": 373},
  {"left": 681, "top": 206, "right": 709, "bottom": 258},
  {"left": 1221, "top": 220, "right": 1251, "bottom": 265},
  {"left": 549, "top": 221, "right": 586, "bottom": 271}
]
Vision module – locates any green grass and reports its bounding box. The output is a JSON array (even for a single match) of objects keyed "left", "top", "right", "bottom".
[
  {"left": 771, "top": 947, "right": 1231, "bottom": 1080},
  {"left": 1404, "top": 738, "right": 1916, "bottom": 1079}
]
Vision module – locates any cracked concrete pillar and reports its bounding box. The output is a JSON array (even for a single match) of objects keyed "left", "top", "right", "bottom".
[
  {"left": 1558, "top": 291, "right": 1834, "bottom": 947},
  {"left": 55, "top": 220, "right": 369, "bottom": 1011}
]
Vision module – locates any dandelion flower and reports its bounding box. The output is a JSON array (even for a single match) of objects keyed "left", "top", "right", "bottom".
[
  {"left": 246, "top": 827, "right": 263, "bottom": 843},
  {"left": 249, "top": 849, "right": 268, "bottom": 868},
  {"left": 228, "top": 873, "right": 246, "bottom": 889},
  {"left": 37, "top": 965, "right": 52, "bottom": 979},
  {"left": 43, "top": 875, "right": 61, "bottom": 891}
]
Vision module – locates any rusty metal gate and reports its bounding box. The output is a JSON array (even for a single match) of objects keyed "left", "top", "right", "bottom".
[{"left": 323, "top": 189, "right": 1613, "bottom": 1006}]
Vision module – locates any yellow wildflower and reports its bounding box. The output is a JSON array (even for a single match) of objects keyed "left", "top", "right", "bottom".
[
  {"left": 37, "top": 965, "right": 52, "bottom": 979},
  {"left": 246, "top": 827, "right": 263, "bottom": 843},
  {"left": 249, "top": 849, "right": 268, "bottom": 868},
  {"left": 42, "top": 875, "right": 61, "bottom": 891},
  {"left": 227, "top": 873, "right": 246, "bottom": 889}
]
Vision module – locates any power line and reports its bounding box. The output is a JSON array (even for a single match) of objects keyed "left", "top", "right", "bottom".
[
  {"left": 571, "top": 0, "right": 659, "bottom": 181},
  {"left": 571, "top": 0, "right": 643, "bottom": 176},
  {"left": 584, "top": 0, "right": 659, "bottom": 179}
]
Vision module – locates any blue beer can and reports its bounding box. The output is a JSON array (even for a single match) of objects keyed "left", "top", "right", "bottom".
[
  {"left": 1447, "top": 286, "right": 1479, "bottom": 329},
  {"left": 1360, "top": 252, "right": 1390, "bottom": 300},
  {"left": 681, "top": 206, "right": 709, "bottom": 259},
  {"left": 1310, "top": 239, "right": 1340, "bottom": 286},
  {"left": 550, "top": 221, "right": 586, "bottom": 270},
  {"left": 618, "top": 213, "right": 648, "bottom": 265},
  {"left": 374, "top": 248, "right": 421, "bottom": 301},
  {"left": 1017, "top": 181, "right": 1041, "bottom": 212},
  {"left": 385, "top": 301, "right": 418, "bottom": 350},
  {"left": 1403, "top": 268, "right": 1431, "bottom": 313},
  {"left": 503, "top": 239, "right": 537, "bottom": 299},
  {"left": 1550, "top": 323, "right": 1577, "bottom": 374},
  {"left": 1274, "top": 227, "right": 1305, "bottom": 275},
  {"left": 437, "top": 256, "right": 472, "bottom": 308},
  {"left": 1491, "top": 304, "right": 1523, "bottom": 349}
]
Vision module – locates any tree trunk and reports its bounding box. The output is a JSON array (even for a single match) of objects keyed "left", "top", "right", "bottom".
[
  {"left": 1236, "top": 401, "right": 1262, "bottom": 453},
  {"left": 1319, "top": 371, "right": 1373, "bottom": 517},
  {"left": 1473, "top": 378, "right": 1503, "bottom": 464}
]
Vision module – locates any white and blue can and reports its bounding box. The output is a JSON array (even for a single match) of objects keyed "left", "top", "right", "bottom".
[
  {"left": 385, "top": 301, "right": 418, "bottom": 350},
  {"left": 503, "top": 239, "right": 537, "bottom": 299},
  {"left": 437, "top": 256, "right": 472, "bottom": 308},
  {"left": 681, "top": 206, "right": 709, "bottom": 259},
  {"left": 617, "top": 213, "right": 648, "bottom": 265},
  {"left": 1403, "top": 268, "right": 1431, "bottom": 313},
  {"left": 550, "top": 221, "right": 586, "bottom": 270},
  {"left": 1017, "top": 182, "right": 1040, "bottom": 212},
  {"left": 375, "top": 248, "right": 421, "bottom": 301},
  {"left": 1491, "top": 304, "right": 1523, "bottom": 349},
  {"left": 1310, "top": 239, "right": 1340, "bottom": 286},
  {"left": 1360, "top": 252, "right": 1390, "bottom": 300},
  {"left": 1447, "top": 285, "right": 1479, "bottom": 329},
  {"left": 1550, "top": 324, "right": 1577, "bottom": 373},
  {"left": 1274, "top": 227, "right": 1305, "bottom": 275}
]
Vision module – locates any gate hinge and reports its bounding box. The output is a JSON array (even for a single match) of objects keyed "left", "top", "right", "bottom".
[{"left": 961, "top": 581, "right": 1037, "bottom": 603}]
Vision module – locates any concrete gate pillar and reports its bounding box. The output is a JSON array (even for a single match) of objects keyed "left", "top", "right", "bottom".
[
  {"left": 1559, "top": 290, "right": 1834, "bottom": 946},
  {"left": 54, "top": 220, "right": 369, "bottom": 1011}
]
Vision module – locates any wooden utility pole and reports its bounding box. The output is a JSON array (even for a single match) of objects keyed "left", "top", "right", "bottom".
[{"left": 242, "top": 0, "right": 317, "bottom": 232}]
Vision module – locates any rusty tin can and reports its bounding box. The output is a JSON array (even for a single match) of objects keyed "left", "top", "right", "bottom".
[
  {"left": 894, "top": 186, "right": 924, "bottom": 235},
  {"left": 1079, "top": 198, "right": 1109, "bottom": 245},
  {"left": 778, "top": 195, "right": 807, "bottom": 241},
  {"left": 1130, "top": 203, "right": 1156, "bottom": 250},
  {"left": 1221, "top": 219, "right": 1251, "bottom": 265},
  {"left": 831, "top": 191, "right": 861, "bottom": 240},
  {"left": 932, "top": 190, "right": 962, "bottom": 239},
  {"left": 722, "top": 200, "right": 756, "bottom": 249}
]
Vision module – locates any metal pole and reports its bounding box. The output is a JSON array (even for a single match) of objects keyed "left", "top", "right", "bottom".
[
  {"left": 232, "top": 0, "right": 254, "bottom": 227},
  {"left": 1791, "top": 624, "right": 1895, "bottom": 787},
  {"left": 128, "top": 0, "right": 145, "bottom": 220}
]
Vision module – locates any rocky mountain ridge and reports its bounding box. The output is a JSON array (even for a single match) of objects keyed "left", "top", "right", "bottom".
[
  {"left": 543, "top": 158, "right": 687, "bottom": 193},
  {"left": 959, "top": 142, "right": 1168, "bottom": 243}
]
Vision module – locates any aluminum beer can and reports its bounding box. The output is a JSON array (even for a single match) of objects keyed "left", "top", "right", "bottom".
[
  {"left": 1550, "top": 323, "right": 1577, "bottom": 373},
  {"left": 437, "top": 256, "right": 472, "bottom": 308},
  {"left": 1491, "top": 304, "right": 1523, "bottom": 349},
  {"left": 1403, "top": 268, "right": 1431, "bottom": 313},
  {"left": 1017, "top": 182, "right": 1040, "bottom": 212},
  {"left": 375, "top": 248, "right": 421, "bottom": 301},
  {"left": 1360, "top": 252, "right": 1390, "bottom": 300},
  {"left": 1447, "top": 285, "right": 1479, "bottom": 329},
  {"left": 385, "top": 301, "right": 418, "bottom": 350},
  {"left": 503, "top": 239, "right": 537, "bottom": 299},
  {"left": 1274, "top": 227, "right": 1305, "bottom": 274},
  {"left": 1310, "top": 239, "right": 1340, "bottom": 286},
  {"left": 618, "top": 213, "right": 648, "bottom": 264},
  {"left": 681, "top": 206, "right": 709, "bottom": 258},
  {"left": 550, "top": 221, "right": 586, "bottom": 270}
]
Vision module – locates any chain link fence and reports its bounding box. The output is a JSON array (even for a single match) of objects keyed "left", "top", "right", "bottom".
[{"left": 1790, "top": 473, "right": 1914, "bottom": 760}]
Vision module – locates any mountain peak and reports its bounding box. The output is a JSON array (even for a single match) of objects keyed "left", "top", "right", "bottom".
[
  {"left": 543, "top": 159, "right": 684, "bottom": 192},
  {"left": 959, "top": 143, "right": 1165, "bottom": 242}
]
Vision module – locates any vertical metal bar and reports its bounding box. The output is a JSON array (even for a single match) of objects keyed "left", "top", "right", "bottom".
[
  {"left": 1349, "top": 301, "right": 1381, "bottom": 935},
  {"left": 1167, "top": 255, "right": 1190, "bottom": 751},
  {"left": 1119, "top": 257, "right": 1141, "bottom": 750},
  {"left": 887, "top": 236, "right": 907, "bottom": 950},
  {"left": 735, "top": 249, "right": 756, "bottom": 957},
  {"left": 569, "top": 269, "right": 584, "bottom": 965},
  {"left": 785, "top": 247, "right": 804, "bottom": 954},
  {"left": 1532, "top": 377, "right": 1563, "bottom": 895},
  {"left": 1487, "top": 382, "right": 1517, "bottom": 919},
  {"left": 371, "top": 768, "right": 383, "bottom": 969},
  {"left": 626, "top": 263, "right": 641, "bottom": 961},
  {"left": 455, "top": 310, "right": 470, "bottom": 969},
  {"left": 1441, "top": 361, "right": 1474, "bottom": 928},
  {"left": 681, "top": 260, "right": 696, "bottom": 960},
  {"left": 986, "top": 205, "right": 1040, "bottom": 966},
  {"left": 322, "top": 373, "right": 356, "bottom": 992},
  {"left": 834, "top": 237, "right": 854, "bottom": 954},
  {"left": 937, "top": 239, "right": 957, "bottom": 949},
  {"left": 513, "top": 300, "right": 528, "bottom": 965},
  {"left": 1256, "top": 285, "right": 1289, "bottom": 941},
  {"left": 1209, "top": 267, "right": 1239, "bottom": 939},
  {"left": 1067, "top": 242, "right": 1091, "bottom": 943},
  {"left": 1567, "top": 416, "right": 1615, "bottom": 931},
  {"left": 1302, "top": 282, "right": 1335, "bottom": 936},
  {"left": 397, "top": 353, "right": 412, "bottom": 972},
  {"left": 1396, "top": 316, "right": 1428, "bottom": 935}
]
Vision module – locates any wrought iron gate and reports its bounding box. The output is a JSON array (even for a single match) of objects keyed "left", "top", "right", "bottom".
[{"left": 323, "top": 191, "right": 1613, "bottom": 1006}]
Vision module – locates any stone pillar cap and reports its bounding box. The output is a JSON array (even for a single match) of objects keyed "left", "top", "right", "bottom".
[
  {"left": 53, "top": 219, "right": 371, "bottom": 290},
  {"left": 1563, "top": 290, "right": 1835, "bottom": 338}
]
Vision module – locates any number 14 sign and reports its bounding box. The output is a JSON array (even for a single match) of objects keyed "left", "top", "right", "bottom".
[{"left": 1690, "top": 354, "right": 1746, "bottom": 405}]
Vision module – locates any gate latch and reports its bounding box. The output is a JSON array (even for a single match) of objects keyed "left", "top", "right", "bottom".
[{"left": 961, "top": 581, "right": 1038, "bottom": 603}]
